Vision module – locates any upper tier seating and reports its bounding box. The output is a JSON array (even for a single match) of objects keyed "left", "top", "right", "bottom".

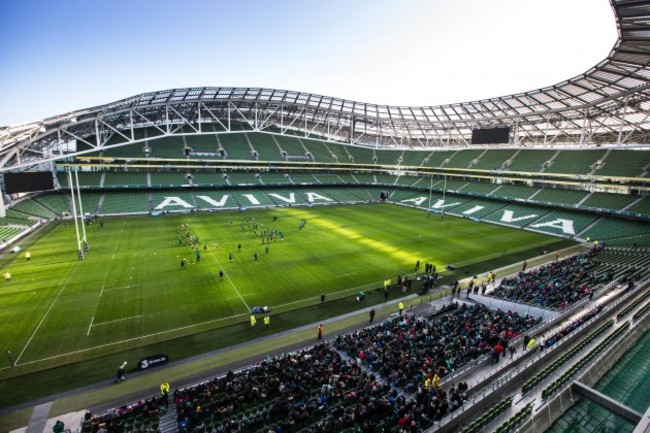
[
  {"left": 531, "top": 189, "right": 589, "bottom": 206},
  {"left": 594, "top": 149, "right": 650, "bottom": 177},
  {"left": 507, "top": 149, "right": 557, "bottom": 173},
  {"left": 581, "top": 192, "right": 639, "bottom": 212},
  {"left": 472, "top": 149, "right": 518, "bottom": 170},
  {"left": 444, "top": 150, "right": 484, "bottom": 169},
  {"left": 103, "top": 172, "right": 148, "bottom": 188},
  {"left": 544, "top": 149, "right": 607, "bottom": 175}
]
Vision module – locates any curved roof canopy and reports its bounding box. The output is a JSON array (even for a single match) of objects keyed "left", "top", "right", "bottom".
[{"left": 1, "top": 0, "right": 649, "bottom": 171}]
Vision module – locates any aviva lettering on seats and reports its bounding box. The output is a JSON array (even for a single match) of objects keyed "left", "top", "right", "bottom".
[{"left": 154, "top": 192, "right": 334, "bottom": 210}]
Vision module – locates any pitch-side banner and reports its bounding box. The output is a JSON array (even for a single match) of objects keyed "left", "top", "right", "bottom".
[{"left": 137, "top": 354, "right": 169, "bottom": 370}]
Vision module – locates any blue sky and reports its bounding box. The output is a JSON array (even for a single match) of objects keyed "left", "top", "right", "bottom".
[{"left": 0, "top": 0, "right": 617, "bottom": 126}]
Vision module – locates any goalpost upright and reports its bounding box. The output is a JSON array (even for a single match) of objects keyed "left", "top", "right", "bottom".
[{"left": 67, "top": 168, "right": 89, "bottom": 259}]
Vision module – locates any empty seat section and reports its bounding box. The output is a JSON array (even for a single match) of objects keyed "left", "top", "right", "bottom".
[
  {"left": 532, "top": 188, "right": 588, "bottom": 205},
  {"left": 444, "top": 149, "right": 484, "bottom": 169},
  {"left": 346, "top": 145, "right": 375, "bottom": 164},
  {"left": 375, "top": 174, "right": 397, "bottom": 185},
  {"left": 219, "top": 133, "right": 252, "bottom": 160},
  {"left": 259, "top": 173, "right": 292, "bottom": 185},
  {"left": 344, "top": 187, "right": 384, "bottom": 201},
  {"left": 325, "top": 141, "right": 353, "bottom": 163},
  {"left": 101, "top": 191, "right": 150, "bottom": 214},
  {"left": 544, "top": 149, "right": 607, "bottom": 175},
  {"left": 148, "top": 136, "right": 184, "bottom": 158},
  {"left": 400, "top": 150, "right": 431, "bottom": 167},
  {"left": 74, "top": 172, "right": 103, "bottom": 188},
  {"left": 423, "top": 150, "right": 454, "bottom": 168},
  {"left": 375, "top": 149, "right": 402, "bottom": 166},
  {"left": 1, "top": 210, "right": 35, "bottom": 228},
  {"left": 228, "top": 189, "right": 276, "bottom": 207},
  {"left": 314, "top": 187, "right": 367, "bottom": 203},
  {"left": 184, "top": 134, "right": 222, "bottom": 158},
  {"left": 429, "top": 193, "right": 472, "bottom": 211},
  {"left": 606, "top": 233, "right": 650, "bottom": 247},
  {"left": 436, "top": 178, "right": 468, "bottom": 192},
  {"left": 583, "top": 218, "right": 650, "bottom": 242},
  {"left": 102, "top": 131, "right": 147, "bottom": 157},
  {"left": 300, "top": 138, "right": 336, "bottom": 162},
  {"left": 9, "top": 198, "right": 58, "bottom": 219},
  {"left": 447, "top": 199, "right": 507, "bottom": 218},
  {"left": 56, "top": 171, "right": 69, "bottom": 188},
  {"left": 389, "top": 189, "right": 427, "bottom": 202},
  {"left": 191, "top": 172, "right": 228, "bottom": 187},
  {"left": 78, "top": 192, "right": 103, "bottom": 215},
  {"left": 461, "top": 180, "right": 500, "bottom": 196},
  {"left": 264, "top": 189, "right": 311, "bottom": 206},
  {"left": 0, "top": 226, "right": 26, "bottom": 240},
  {"left": 484, "top": 203, "right": 552, "bottom": 227},
  {"left": 226, "top": 172, "right": 260, "bottom": 185},
  {"left": 525, "top": 210, "right": 598, "bottom": 237},
  {"left": 192, "top": 190, "right": 237, "bottom": 210},
  {"left": 595, "top": 149, "right": 650, "bottom": 177},
  {"left": 333, "top": 173, "right": 358, "bottom": 184},
  {"left": 491, "top": 184, "right": 537, "bottom": 200},
  {"left": 275, "top": 135, "right": 309, "bottom": 159},
  {"left": 472, "top": 149, "right": 517, "bottom": 170},
  {"left": 508, "top": 149, "right": 556, "bottom": 173},
  {"left": 581, "top": 192, "right": 638, "bottom": 211},
  {"left": 151, "top": 191, "right": 196, "bottom": 211},
  {"left": 150, "top": 171, "right": 189, "bottom": 187},
  {"left": 247, "top": 133, "right": 282, "bottom": 161},
  {"left": 313, "top": 173, "right": 348, "bottom": 184},
  {"left": 104, "top": 172, "right": 148, "bottom": 188},
  {"left": 288, "top": 174, "right": 319, "bottom": 184},
  {"left": 353, "top": 174, "right": 376, "bottom": 184},
  {"left": 34, "top": 192, "right": 71, "bottom": 216},
  {"left": 625, "top": 197, "right": 650, "bottom": 215},
  {"left": 625, "top": 197, "right": 650, "bottom": 216},
  {"left": 395, "top": 175, "right": 425, "bottom": 187}
]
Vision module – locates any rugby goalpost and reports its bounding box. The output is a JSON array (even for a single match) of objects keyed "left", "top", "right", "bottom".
[{"left": 66, "top": 168, "right": 89, "bottom": 260}]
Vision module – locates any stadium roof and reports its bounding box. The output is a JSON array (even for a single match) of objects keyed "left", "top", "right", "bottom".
[{"left": 1, "top": 0, "right": 649, "bottom": 171}]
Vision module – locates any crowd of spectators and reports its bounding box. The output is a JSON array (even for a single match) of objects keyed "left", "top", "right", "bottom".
[
  {"left": 490, "top": 249, "right": 611, "bottom": 310},
  {"left": 170, "top": 343, "right": 417, "bottom": 432},
  {"left": 334, "top": 302, "right": 540, "bottom": 394},
  {"left": 80, "top": 395, "right": 166, "bottom": 433}
]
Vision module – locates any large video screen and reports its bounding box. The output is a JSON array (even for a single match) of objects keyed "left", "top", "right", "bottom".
[
  {"left": 3, "top": 172, "right": 54, "bottom": 194},
  {"left": 471, "top": 127, "right": 511, "bottom": 144}
]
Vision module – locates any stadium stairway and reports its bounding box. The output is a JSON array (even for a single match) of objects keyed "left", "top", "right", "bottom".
[{"left": 159, "top": 403, "right": 177, "bottom": 432}]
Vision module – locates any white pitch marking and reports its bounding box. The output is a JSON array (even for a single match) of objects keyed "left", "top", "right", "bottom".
[
  {"left": 225, "top": 293, "right": 256, "bottom": 300},
  {"left": 87, "top": 316, "right": 94, "bottom": 336},
  {"left": 3, "top": 277, "right": 386, "bottom": 370},
  {"left": 99, "top": 285, "right": 105, "bottom": 297},
  {"left": 93, "top": 315, "right": 142, "bottom": 327},
  {"left": 9, "top": 310, "right": 249, "bottom": 368},
  {"left": 101, "top": 283, "right": 141, "bottom": 293},
  {"left": 206, "top": 238, "right": 251, "bottom": 312},
  {"left": 15, "top": 263, "right": 79, "bottom": 365}
]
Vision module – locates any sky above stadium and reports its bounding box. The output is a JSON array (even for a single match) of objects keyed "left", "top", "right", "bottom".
[{"left": 0, "top": 0, "right": 617, "bottom": 126}]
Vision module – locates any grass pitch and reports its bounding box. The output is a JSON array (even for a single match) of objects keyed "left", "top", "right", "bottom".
[{"left": 0, "top": 203, "right": 571, "bottom": 408}]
